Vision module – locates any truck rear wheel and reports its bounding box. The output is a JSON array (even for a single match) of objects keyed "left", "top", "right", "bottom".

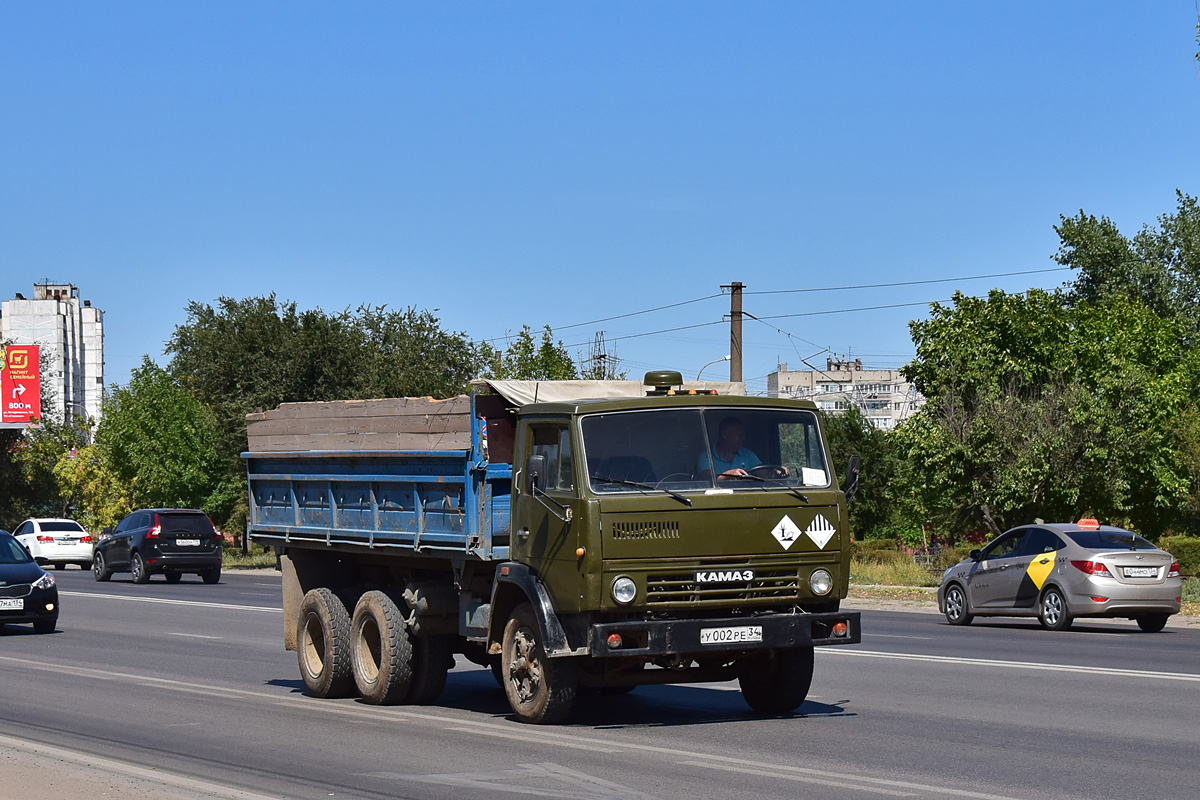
[
  {"left": 738, "top": 645, "right": 814, "bottom": 714},
  {"left": 298, "top": 588, "right": 356, "bottom": 698},
  {"left": 407, "top": 634, "right": 453, "bottom": 705},
  {"left": 351, "top": 590, "right": 414, "bottom": 704},
  {"left": 501, "top": 602, "right": 576, "bottom": 724}
]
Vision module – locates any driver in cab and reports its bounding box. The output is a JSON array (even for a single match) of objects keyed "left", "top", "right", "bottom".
[{"left": 697, "top": 417, "right": 789, "bottom": 481}]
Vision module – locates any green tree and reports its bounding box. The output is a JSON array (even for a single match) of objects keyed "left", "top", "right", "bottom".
[
  {"left": 488, "top": 325, "right": 578, "bottom": 380},
  {"left": 901, "top": 289, "right": 1200, "bottom": 538},
  {"left": 821, "top": 406, "right": 901, "bottom": 540},
  {"left": 1057, "top": 191, "right": 1200, "bottom": 327},
  {"left": 96, "top": 358, "right": 224, "bottom": 511},
  {"left": 166, "top": 296, "right": 485, "bottom": 476}
]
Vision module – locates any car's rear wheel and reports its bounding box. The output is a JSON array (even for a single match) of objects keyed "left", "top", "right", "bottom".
[
  {"left": 130, "top": 551, "right": 150, "bottom": 584},
  {"left": 201, "top": 566, "right": 221, "bottom": 585},
  {"left": 944, "top": 584, "right": 973, "bottom": 625},
  {"left": 165, "top": 571, "right": 183, "bottom": 584},
  {"left": 1038, "top": 587, "right": 1073, "bottom": 631},
  {"left": 92, "top": 552, "right": 112, "bottom": 582},
  {"left": 297, "top": 588, "right": 356, "bottom": 698},
  {"left": 54, "top": 563, "right": 65, "bottom": 570},
  {"left": 1135, "top": 613, "right": 1170, "bottom": 633}
]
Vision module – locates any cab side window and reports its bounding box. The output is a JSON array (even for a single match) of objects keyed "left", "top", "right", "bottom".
[{"left": 531, "top": 426, "right": 574, "bottom": 493}]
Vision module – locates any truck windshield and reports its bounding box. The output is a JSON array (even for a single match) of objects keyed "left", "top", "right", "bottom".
[{"left": 581, "top": 407, "right": 830, "bottom": 495}]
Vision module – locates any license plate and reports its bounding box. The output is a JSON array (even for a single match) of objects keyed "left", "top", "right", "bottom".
[
  {"left": 700, "top": 625, "right": 763, "bottom": 645},
  {"left": 0, "top": 598, "right": 23, "bottom": 611},
  {"left": 1124, "top": 567, "right": 1157, "bottom": 578},
  {"left": 175, "top": 539, "right": 201, "bottom": 547}
]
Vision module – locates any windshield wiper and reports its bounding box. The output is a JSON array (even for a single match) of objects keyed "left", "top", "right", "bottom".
[
  {"left": 725, "top": 472, "right": 809, "bottom": 503},
  {"left": 591, "top": 475, "right": 692, "bottom": 506}
]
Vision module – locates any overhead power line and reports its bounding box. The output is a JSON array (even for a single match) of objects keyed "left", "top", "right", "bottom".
[{"left": 745, "top": 267, "right": 1069, "bottom": 296}]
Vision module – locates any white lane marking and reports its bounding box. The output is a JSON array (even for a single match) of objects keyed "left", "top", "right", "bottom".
[
  {"left": 6, "top": 655, "right": 1043, "bottom": 800},
  {"left": 451, "top": 726, "right": 621, "bottom": 751},
  {"left": 862, "top": 633, "right": 934, "bottom": 640},
  {"left": 821, "top": 648, "right": 1200, "bottom": 682},
  {"left": 389, "top": 762, "right": 658, "bottom": 800},
  {"left": 60, "top": 590, "right": 281, "bottom": 613},
  {"left": 0, "top": 731, "right": 287, "bottom": 800},
  {"left": 677, "top": 760, "right": 915, "bottom": 797},
  {"left": 680, "top": 759, "right": 1038, "bottom": 800},
  {"left": 167, "top": 632, "right": 222, "bottom": 639}
]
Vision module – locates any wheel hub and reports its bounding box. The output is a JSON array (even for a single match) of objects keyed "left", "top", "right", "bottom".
[{"left": 508, "top": 627, "right": 542, "bottom": 702}]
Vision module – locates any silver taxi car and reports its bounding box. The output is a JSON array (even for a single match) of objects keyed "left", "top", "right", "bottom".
[{"left": 938, "top": 519, "right": 1181, "bottom": 632}]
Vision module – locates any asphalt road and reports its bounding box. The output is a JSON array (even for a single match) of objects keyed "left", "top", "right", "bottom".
[{"left": 1, "top": 568, "right": 1197, "bottom": 800}]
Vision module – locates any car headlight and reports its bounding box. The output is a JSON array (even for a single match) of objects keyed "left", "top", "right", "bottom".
[
  {"left": 809, "top": 569, "right": 833, "bottom": 596},
  {"left": 611, "top": 576, "right": 637, "bottom": 605},
  {"left": 33, "top": 572, "right": 56, "bottom": 590}
]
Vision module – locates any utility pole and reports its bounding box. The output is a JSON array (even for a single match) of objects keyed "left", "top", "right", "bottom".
[{"left": 722, "top": 282, "right": 744, "bottom": 382}]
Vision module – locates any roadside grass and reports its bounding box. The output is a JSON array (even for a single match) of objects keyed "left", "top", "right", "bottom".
[
  {"left": 850, "top": 557, "right": 940, "bottom": 588},
  {"left": 1183, "top": 577, "right": 1200, "bottom": 617},
  {"left": 222, "top": 546, "right": 276, "bottom": 569}
]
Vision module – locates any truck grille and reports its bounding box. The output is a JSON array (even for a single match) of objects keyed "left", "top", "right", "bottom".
[
  {"left": 611, "top": 521, "right": 680, "bottom": 540},
  {"left": 645, "top": 567, "right": 799, "bottom": 606},
  {"left": 0, "top": 584, "right": 32, "bottom": 598}
]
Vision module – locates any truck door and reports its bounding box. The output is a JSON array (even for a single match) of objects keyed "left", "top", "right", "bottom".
[{"left": 513, "top": 422, "right": 578, "bottom": 583}]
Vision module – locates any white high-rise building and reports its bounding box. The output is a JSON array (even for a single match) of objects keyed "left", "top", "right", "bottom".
[
  {"left": 1, "top": 283, "right": 104, "bottom": 425},
  {"left": 767, "top": 357, "right": 924, "bottom": 431}
]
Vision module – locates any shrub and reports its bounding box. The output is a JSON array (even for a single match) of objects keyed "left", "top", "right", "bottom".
[
  {"left": 1159, "top": 536, "right": 1200, "bottom": 577},
  {"left": 852, "top": 539, "right": 901, "bottom": 564}
]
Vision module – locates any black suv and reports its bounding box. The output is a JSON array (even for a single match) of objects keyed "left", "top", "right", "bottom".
[{"left": 93, "top": 509, "right": 223, "bottom": 584}]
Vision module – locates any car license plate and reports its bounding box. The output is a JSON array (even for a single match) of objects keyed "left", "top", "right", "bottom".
[
  {"left": 176, "top": 539, "right": 201, "bottom": 547},
  {"left": 0, "top": 598, "right": 23, "bottom": 611},
  {"left": 700, "top": 625, "right": 763, "bottom": 645},
  {"left": 1124, "top": 567, "right": 1157, "bottom": 578}
]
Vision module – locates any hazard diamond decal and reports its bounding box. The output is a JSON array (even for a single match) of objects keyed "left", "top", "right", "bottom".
[
  {"left": 805, "top": 514, "right": 836, "bottom": 549},
  {"left": 771, "top": 515, "right": 802, "bottom": 550}
]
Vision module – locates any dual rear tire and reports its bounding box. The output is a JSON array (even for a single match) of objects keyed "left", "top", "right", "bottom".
[{"left": 298, "top": 588, "right": 451, "bottom": 706}]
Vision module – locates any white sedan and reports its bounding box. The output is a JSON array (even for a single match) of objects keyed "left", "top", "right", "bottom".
[{"left": 13, "top": 518, "right": 94, "bottom": 570}]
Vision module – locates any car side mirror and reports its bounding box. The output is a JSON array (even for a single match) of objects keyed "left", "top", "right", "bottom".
[
  {"left": 969, "top": 549, "right": 982, "bottom": 561},
  {"left": 844, "top": 455, "right": 862, "bottom": 505},
  {"left": 102, "top": 528, "right": 114, "bottom": 537},
  {"left": 524, "top": 454, "right": 546, "bottom": 495}
]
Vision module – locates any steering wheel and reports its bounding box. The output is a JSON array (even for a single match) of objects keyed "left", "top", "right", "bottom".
[{"left": 655, "top": 472, "right": 694, "bottom": 487}]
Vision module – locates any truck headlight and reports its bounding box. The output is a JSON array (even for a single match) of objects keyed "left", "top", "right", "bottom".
[
  {"left": 611, "top": 576, "right": 637, "bottom": 605},
  {"left": 809, "top": 569, "right": 833, "bottom": 596}
]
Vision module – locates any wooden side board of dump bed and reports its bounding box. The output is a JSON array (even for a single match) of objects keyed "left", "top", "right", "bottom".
[{"left": 245, "top": 396, "right": 473, "bottom": 453}]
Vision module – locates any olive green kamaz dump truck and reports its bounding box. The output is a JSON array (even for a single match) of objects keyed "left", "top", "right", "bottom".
[{"left": 245, "top": 371, "right": 862, "bottom": 723}]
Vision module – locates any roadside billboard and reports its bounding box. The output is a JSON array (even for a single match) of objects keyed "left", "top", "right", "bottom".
[{"left": 1, "top": 345, "right": 41, "bottom": 425}]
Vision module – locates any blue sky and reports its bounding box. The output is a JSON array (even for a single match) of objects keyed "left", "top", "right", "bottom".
[{"left": 2, "top": 2, "right": 1198, "bottom": 395}]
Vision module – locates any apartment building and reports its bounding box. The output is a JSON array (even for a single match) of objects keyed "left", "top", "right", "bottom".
[
  {"left": 1, "top": 282, "right": 104, "bottom": 424},
  {"left": 766, "top": 357, "right": 923, "bottom": 430}
]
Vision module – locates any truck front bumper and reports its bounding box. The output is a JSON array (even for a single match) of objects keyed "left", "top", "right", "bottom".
[{"left": 586, "top": 610, "right": 861, "bottom": 658}]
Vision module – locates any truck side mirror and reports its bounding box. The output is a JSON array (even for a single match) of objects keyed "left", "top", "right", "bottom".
[
  {"left": 844, "top": 455, "right": 862, "bottom": 504},
  {"left": 525, "top": 454, "right": 546, "bottom": 495}
]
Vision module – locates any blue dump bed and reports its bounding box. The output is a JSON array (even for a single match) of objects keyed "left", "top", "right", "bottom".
[{"left": 244, "top": 393, "right": 513, "bottom": 560}]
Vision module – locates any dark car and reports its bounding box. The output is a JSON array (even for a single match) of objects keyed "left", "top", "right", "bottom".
[
  {"left": 93, "top": 509, "right": 223, "bottom": 584},
  {"left": 0, "top": 530, "right": 59, "bottom": 633}
]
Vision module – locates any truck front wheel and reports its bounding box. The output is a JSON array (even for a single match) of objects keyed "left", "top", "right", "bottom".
[
  {"left": 501, "top": 602, "right": 576, "bottom": 724},
  {"left": 298, "top": 588, "right": 356, "bottom": 698},
  {"left": 738, "top": 645, "right": 814, "bottom": 714},
  {"left": 351, "top": 590, "right": 415, "bottom": 704}
]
